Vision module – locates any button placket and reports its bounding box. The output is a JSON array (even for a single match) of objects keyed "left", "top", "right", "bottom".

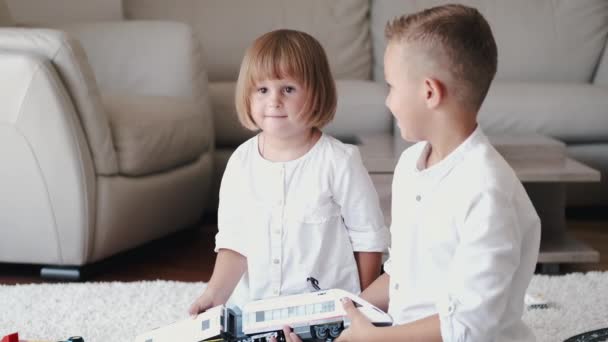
[{"left": 269, "top": 164, "right": 285, "bottom": 297}]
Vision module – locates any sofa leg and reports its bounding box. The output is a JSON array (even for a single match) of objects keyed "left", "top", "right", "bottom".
[{"left": 40, "top": 266, "right": 82, "bottom": 281}]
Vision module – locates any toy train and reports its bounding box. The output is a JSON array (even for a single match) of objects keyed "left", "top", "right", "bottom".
[{"left": 134, "top": 289, "right": 392, "bottom": 342}]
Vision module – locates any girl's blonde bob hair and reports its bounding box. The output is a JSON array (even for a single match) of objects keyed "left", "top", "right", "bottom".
[{"left": 235, "top": 29, "right": 337, "bottom": 131}]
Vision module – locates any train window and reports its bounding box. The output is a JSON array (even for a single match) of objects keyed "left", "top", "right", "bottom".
[
  {"left": 314, "top": 303, "right": 323, "bottom": 314},
  {"left": 288, "top": 306, "right": 297, "bottom": 318},
  {"left": 201, "top": 319, "right": 210, "bottom": 331},
  {"left": 281, "top": 308, "right": 289, "bottom": 319},
  {"left": 272, "top": 309, "right": 281, "bottom": 320},
  {"left": 306, "top": 304, "right": 313, "bottom": 315},
  {"left": 297, "top": 306, "right": 305, "bottom": 317},
  {"left": 321, "top": 301, "right": 335, "bottom": 313},
  {"left": 256, "top": 311, "right": 265, "bottom": 322}
]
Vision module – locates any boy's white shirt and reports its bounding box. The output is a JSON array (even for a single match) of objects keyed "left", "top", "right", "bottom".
[
  {"left": 216, "top": 133, "right": 389, "bottom": 308},
  {"left": 385, "top": 126, "right": 540, "bottom": 342}
]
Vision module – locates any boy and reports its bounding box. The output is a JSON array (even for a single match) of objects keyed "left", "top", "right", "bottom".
[{"left": 334, "top": 4, "right": 541, "bottom": 342}]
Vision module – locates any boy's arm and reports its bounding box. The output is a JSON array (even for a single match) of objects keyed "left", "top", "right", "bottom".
[
  {"left": 336, "top": 299, "right": 442, "bottom": 342},
  {"left": 433, "top": 187, "right": 539, "bottom": 341},
  {"left": 359, "top": 272, "right": 390, "bottom": 312},
  {"left": 354, "top": 251, "right": 382, "bottom": 290}
]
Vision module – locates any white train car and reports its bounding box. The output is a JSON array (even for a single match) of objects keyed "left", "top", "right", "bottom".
[
  {"left": 133, "top": 305, "right": 239, "bottom": 342},
  {"left": 242, "top": 289, "right": 392, "bottom": 341}
]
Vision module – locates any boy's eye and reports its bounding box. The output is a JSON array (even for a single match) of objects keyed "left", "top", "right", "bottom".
[
  {"left": 283, "top": 86, "right": 295, "bottom": 94},
  {"left": 257, "top": 87, "right": 268, "bottom": 94}
]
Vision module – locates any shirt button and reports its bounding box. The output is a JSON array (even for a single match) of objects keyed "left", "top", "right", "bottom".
[
  {"left": 394, "top": 283, "right": 400, "bottom": 290},
  {"left": 273, "top": 259, "right": 280, "bottom": 264},
  {"left": 415, "top": 195, "right": 421, "bottom": 202}
]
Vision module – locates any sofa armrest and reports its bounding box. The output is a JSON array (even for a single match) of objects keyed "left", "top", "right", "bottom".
[
  {"left": 0, "top": 51, "right": 96, "bottom": 265},
  {"left": 57, "top": 21, "right": 208, "bottom": 99},
  {"left": 593, "top": 41, "right": 608, "bottom": 86}
]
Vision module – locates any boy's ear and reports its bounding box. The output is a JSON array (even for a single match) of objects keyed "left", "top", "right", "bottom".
[{"left": 424, "top": 78, "right": 444, "bottom": 109}]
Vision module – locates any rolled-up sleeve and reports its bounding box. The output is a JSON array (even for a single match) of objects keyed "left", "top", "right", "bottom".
[
  {"left": 214, "top": 156, "right": 248, "bottom": 257},
  {"left": 333, "top": 148, "right": 390, "bottom": 252},
  {"left": 437, "top": 188, "right": 522, "bottom": 342}
]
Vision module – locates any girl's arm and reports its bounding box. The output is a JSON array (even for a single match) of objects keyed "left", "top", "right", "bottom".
[
  {"left": 206, "top": 249, "right": 247, "bottom": 302},
  {"left": 189, "top": 249, "right": 246, "bottom": 315},
  {"left": 354, "top": 251, "right": 383, "bottom": 290}
]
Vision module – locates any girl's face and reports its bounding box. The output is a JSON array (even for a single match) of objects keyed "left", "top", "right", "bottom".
[{"left": 250, "top": 77, "right": 311, "bottom": 139}]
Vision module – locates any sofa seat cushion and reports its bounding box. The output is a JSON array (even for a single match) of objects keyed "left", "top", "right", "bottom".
[
  {"left": 210, "top": 80, "right": 394, "bottom": 148},
  {"left": 103, "top": 94, "right": 209, "bottom": 176},
  {"left": 479, "top": 81, "right": 608, "bottom": 144}
]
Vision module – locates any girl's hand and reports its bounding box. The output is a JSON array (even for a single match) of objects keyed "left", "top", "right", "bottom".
[
  {"left": 188, "top": 289, "right": 218, "bottom": 317},
  {"left": 269, "top": 326, "right": 302, "bottom": 342},
  {"left": 335, "top": 298, "right": 375, "bottom": 342}
]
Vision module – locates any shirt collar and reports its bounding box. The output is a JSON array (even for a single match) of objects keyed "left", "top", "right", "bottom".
[{"left": 413, "top": 125, "right": 486, "bottom": 183}]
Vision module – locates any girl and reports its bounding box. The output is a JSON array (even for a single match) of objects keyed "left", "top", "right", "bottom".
[{"left": 189, "top": 29, "right": 389, "bottom": 315}]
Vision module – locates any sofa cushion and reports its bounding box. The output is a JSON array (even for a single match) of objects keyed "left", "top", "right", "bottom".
[
  {"left": 371, "top": 0, "right": 608, "bottom": 83},
  {"left": 103, "top": 94, "right": 210, "bottom": 177},
  {"left": 210, "top": 80, "right": 393, "bottom": 148},
  {"left": 5, "top": 0, "right": 122, "bottom": 25},
  {"left": 479, "top": 81, "right": 608, "bottom": 144},
  {"left": 0, "top": 0, "right": 14, "bottom": 26},
  {"left": 124, "top": 0, "right": 371, "bottom": 82}
]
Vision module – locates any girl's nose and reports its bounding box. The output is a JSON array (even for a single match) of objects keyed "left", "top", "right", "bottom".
[{"left": 269, "top": 95, "right": 281, "bottom": 108}]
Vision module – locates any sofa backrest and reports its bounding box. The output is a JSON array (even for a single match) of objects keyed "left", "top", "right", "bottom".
[
  {"left": 372, "top": 0, "right": 608, "bottom": 83},
  {"left": 5, "top": 0, "right": 123, "bottom": 26},
  {"left": 0, "top": 0, "right": 14, "bottom": 26},
  {"left": 124, "top": 0, "right": 371, "bottom": 82}
]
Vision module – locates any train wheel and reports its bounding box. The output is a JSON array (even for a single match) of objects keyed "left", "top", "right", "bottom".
[
  {"left": 312, "top": 325, "right": 329, "bottom": 339},
  {"left": 328, "top": 323, "right": 343, "bottom": 338}
]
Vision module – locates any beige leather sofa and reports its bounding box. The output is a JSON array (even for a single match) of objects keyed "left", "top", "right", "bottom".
[
  {"left": 0, "top": 0, "right": 213, "bottom": 278},
  {"left": 123, "top": 0, "right": 608, "bottom": 207}
]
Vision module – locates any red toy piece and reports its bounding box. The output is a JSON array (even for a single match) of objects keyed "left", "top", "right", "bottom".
[{"left": 1, "top": 333, "right": 19, "bottom": 342}]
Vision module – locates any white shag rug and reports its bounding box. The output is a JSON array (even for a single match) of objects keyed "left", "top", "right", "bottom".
[{"left": 1, "top": 272, "right": 608, "bottom": 342}]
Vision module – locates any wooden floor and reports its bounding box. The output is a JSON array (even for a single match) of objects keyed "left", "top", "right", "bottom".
[{"left": 0, "top": 211, "right": 607, "bottom": 285}]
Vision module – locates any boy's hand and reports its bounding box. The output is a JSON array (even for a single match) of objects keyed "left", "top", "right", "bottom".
[
  {"left": 269, "top": 326, "right": 302, "bottom": 342},
  {"left": 335, "top": 298, "right": 375, "bottom": 342},
  {"left": 188, "top": 290, "right": 218, "bottom": 317}
]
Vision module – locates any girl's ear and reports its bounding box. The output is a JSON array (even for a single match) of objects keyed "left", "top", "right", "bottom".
[{"left": 424, "top": 77, "right": 444, "bottom": 109}]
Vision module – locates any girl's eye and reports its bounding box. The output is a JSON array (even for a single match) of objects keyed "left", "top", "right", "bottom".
[
  {"left": 257, "top": 87, "right": 268, "bottom": 94},
  {"left": 284, "top": 86, "right": 295, "bottom": 94}
]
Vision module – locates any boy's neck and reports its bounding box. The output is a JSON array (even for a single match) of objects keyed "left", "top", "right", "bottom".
[
  {"left": 424, "top": 118, "right": 477, "bottom": 169},
  {"left": 259, "top": 129, "right": 320, "bottom": 162}
]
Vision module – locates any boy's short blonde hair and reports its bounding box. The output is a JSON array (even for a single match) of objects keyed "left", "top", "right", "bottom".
[
  {"left": 386, "top": 4, "right": 497, "bottom": 112},
  {"left": 235, "top": 29, "right": 337, "bottom": 131}
]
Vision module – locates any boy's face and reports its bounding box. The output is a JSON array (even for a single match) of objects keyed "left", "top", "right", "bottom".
[{"left": 384, "top": 42, "right": 429, "bottom": 142}]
